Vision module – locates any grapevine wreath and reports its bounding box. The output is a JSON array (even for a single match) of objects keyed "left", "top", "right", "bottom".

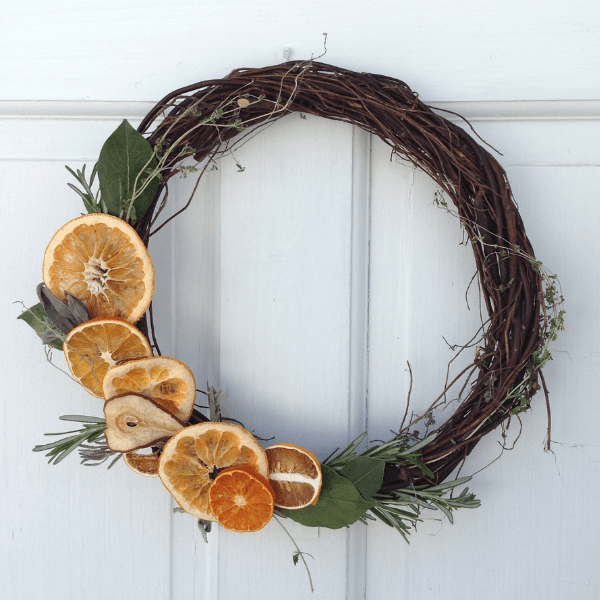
[{"left": 21, "top": 61, "right": 564, "bottom": 555}]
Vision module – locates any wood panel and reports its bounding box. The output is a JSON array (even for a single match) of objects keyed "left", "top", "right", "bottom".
[
  {"left": 1, "top": 0, "right": 599, "bottom": 103},
  {"left": 2, "top": 94, "right": 600, "bottom": 600}
]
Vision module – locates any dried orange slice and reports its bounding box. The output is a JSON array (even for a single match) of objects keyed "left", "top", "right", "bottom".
[
  {"left": 103, "top": 356, "right": 196, "bottom": 422},
  {"left": 43, "top": 213, "right": 154, "bottom": 323},
  {"left": 63, "top": 317, "right": 152, "bottom": 397},
  {"left": 123, "top": 449, "right": 160, "bottom": 477},
  {"left": 265, "top": 443, "right": 322, "bottom": 509},
  {"left": 209, "top": 465, "right": 275, "bottom": 532},
  {"left": 157, "top": 423, "right": 268, "bottom": 521}
]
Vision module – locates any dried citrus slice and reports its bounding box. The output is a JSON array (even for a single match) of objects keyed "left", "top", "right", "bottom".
[
  {"left": 209, "top": 465, "right": 275, "bottom": 532},
  {"left": 63, "top": 317, "right": 152, "bottom": 397},
  {"left": 265, "top": 443, "right": 322, "bottom": 509},
  {"left": 123, "top": 449, "right": 160, "bottom": 477},
  {"left": 157, "top": 423, "right": 268, "bottom": 521},
  {"left": 103, "top": 356, "right": 196, "bottom": 422},
  {"left": 43, "top": 213, "right": 155, "bottom": 323}
]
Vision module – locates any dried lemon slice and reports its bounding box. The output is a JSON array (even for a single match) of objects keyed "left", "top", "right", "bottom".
[
  {"left": 43, "top": 213, "right": 154, "bottom": 323},
  {"left": 158, "top": 423, "right": 268, "bottom": 521},
  {"left": 265, "top": 443, "right": 322, "bottom": 509},
  {"left": 103, "top": 356, "right": 196, "bottom": 422}
]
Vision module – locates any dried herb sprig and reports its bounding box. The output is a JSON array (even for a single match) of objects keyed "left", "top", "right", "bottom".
[
  {"left": 79, "top": 438, "right": 121, "bottom": 468},
  {"left": 66, "top": 163, "right": 104, "bottom": 214},
  {"left": 323, "top": 432, "right": 480, "bottom": 541},
  {"left": 33, "top": 415, "right": 108, "bottom": 465},
  {"left": 371, "top": 478, "right": 480, "bottom": 541}
]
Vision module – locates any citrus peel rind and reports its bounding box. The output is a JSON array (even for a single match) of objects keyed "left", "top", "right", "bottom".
[
  {"left": 104, "top": 394, "right": 184, "bottom": 452},
  {"left": 157, "top": 422, "right": 269, "bottom": 521},
  {"left": 103, "top": 356, "right": 196, "bottom": 422},
  {"left": 63, "top": 317, "right": 152, "bottom": 398},
  {"left": 123, "top": 449, "right": 160, "bottom": 477},
  {"left": 265, "top": 443, "right": 322, "bottom": 509},
  {"left": 209, "top": 465, "right": 275, "bottom": 532},
  {"left": 42, "top": 213, "right": 155, "bottom": 323}
]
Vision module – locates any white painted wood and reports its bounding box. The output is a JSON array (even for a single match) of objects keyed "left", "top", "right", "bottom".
[
  {"left": 1, "top": 0, "right": 599, "bottom": 102},
  {"left": 216, "top": 114, "right": 356, "bottom": 599},
  {"left": 2, "top": 161, "right": 174, "bottom": 600},
  {"left": 3, "top": 2, "right": 600, "bottom": 597},
  {"left": 5, "top": 110, "right": 598, "bottom": 600},
  {"left": 364, "top": 137, "right": 600, "bottom": 600}
]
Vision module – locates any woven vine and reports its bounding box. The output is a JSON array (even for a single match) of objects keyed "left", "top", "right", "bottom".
[{"left": 133, "top": 61, "right": 554, "bottom": 491}]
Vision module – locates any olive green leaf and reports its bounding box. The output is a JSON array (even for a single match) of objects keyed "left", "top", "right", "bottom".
[
  {"left": 97, "top": 119, "right": 159, "bottom": 224},
  {"left": 17, "top": 303, "right": 63, "bottom": 350},
  {"left": 280, "top": 465, "right": 373, "bottom": 529},
  {"left": 339, "top": 456, "right": 385, "bottom": 500}
]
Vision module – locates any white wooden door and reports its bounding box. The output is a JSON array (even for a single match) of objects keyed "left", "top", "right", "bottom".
[{"left": 2, "top": 2, "right": 600, "bottom": 599}]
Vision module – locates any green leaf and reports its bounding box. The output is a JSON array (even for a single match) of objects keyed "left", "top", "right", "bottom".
[
  {"left": 397, "top": 433, "right": 437, "bottom": 456},
  {"left": 17, "top": 303, "right": 63, "bottom": 350},
  {"left": 339, "top": 456, "right": 385, "bottom": 500},
  {"left": 406, "top": 456, "right": 435, "bottom": 479},
  {"left": 97, "top": 120, "right": 159, "bottom": 224},
  {"left": 60, "top": 415, "right": 106, "bottom": 424},
  {"left": 280, "top": 466, "right": 373, "bottom": 529}
]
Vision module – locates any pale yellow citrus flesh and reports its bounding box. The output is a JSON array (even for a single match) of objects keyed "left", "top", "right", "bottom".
[
  {"left": 103, "top": 356, "right": 196, "bottom": 422},
  {"left": 43, "top": 214, "right": 154, "bottom": 323},
  {"left": 63, "top": 317, "right": 152, "bottom": 398},
  {"left": 209, "top": 466, "right": 275, "bottom": 532},
  {"left": 158, "top": 423, "right": 269, "bottom": 521},
  {"left": 265, "top": 443, "right": 322, "bottom": 509}
]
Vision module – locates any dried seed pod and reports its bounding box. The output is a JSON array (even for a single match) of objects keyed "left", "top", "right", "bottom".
[{"left": 104, "top": 394, "right": 184, "bottom": 452}]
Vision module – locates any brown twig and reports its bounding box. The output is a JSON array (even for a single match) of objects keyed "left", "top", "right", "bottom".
[{"left": 134, "top": 60, "right": 553, "bottom": 491}]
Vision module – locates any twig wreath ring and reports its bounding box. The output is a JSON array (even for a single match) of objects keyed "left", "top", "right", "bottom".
[{"left": 21, "top": 61, "right": 564, "bottom": 560}]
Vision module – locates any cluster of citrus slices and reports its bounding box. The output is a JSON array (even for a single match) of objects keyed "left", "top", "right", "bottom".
[{"left": 42, "top": 213, "right": 323, "bottom": 532}]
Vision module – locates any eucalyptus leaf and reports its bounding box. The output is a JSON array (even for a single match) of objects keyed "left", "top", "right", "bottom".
[
  {"left": 17, "top": 303, "right": 63, "bottom": 350},
  {"left": 339, "top": 456, "right": 385, "bottom": 500},
  {"left": 280, "top": 466, "right": 373, "bottom": 529},
  {"left": 97, "top": 119, "right": 159, "bottom": 224}
]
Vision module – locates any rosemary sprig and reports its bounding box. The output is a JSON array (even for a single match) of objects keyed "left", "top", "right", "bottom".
[
  {"left": 373, "top": 478, "right": 480, "bottom": 541},
  {"left": 66, "top": 163, "right": 105, "bottom": 214},
  {"left": 324, "top": 432, "right": 480, "bottom": 541},
  {"left": 79, "top": 438, "right": 121, "bottom": 468},
  {"left": 33, "top": 415, "right": 109, "bottom": 465}
]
